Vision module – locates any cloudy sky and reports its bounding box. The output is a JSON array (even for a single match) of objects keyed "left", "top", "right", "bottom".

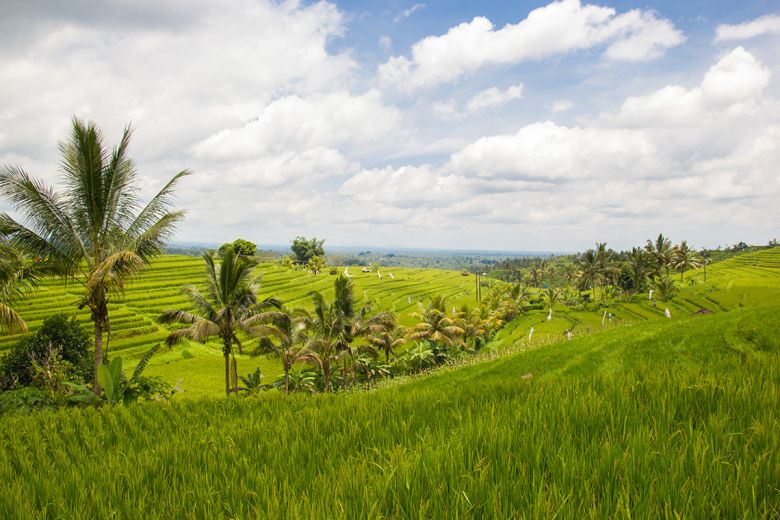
[{"left": 0, "top": 0, "right": 778, "bottom": 252}]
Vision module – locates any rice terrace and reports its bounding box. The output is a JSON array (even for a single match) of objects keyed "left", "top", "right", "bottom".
[{"left": 1, "top": 0, "right": 779, "bottom": 518}]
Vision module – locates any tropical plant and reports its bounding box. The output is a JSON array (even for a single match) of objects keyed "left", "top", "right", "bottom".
[
  {"left": 673, "top": 241, "right": 701, "bottom": 283},
  {"left": 646, "top": 233, "right": 673, "bottom": 279},
  {"left": 238, "top": 368, "right": 272, "bottom": 395},
  {"left": 544, "top": 286, "right": 561, "bottom": 314},
  {"left": 576, "top": 249, "right": 599, "bottom": 300},
  {"left": 654, "top": 275, "right": 678, "bottom": 302},
  {"left": 0, "top": 118, "right": 190, "bottom": 392},
  {"left": 158, "top": 248, "right": 279, "bottom": 396},
  {"left": 0, "top": 240, "right": 39, "bottom": 333},
  {"left": 627, "top": 247, "right": 651, "bottom": 293},
  {"left": 406, "top": 342, "right": 435, "bottom": 371},
  {"left": 408, "top": 296, "right": 465, "bottom": 361},
  {"left": 307, "top": 255, "right": 325, "bottom": 275},
  {"left": 252, "top": 307, "right": 316, "bottom": 394},
  {"left": 366, "top": 325, "right": 407, "bottom": 362},
  {"left": 66, "top": 344, "right": 172, "bottom": 405}
]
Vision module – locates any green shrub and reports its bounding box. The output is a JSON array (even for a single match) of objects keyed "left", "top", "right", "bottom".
[{"left": 0, "top": 314, "right": 91, "bottom": 390}]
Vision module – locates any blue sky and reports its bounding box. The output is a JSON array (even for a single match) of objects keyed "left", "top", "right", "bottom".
[{"left": 0, "top": 0, "right": 778, "bottom": 251}]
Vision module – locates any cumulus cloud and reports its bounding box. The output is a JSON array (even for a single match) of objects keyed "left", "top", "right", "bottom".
[
  {"left": 379, "top": 0, "right": 683, "bottom": 90},
  {"left": 465, "top": 84, "right": 524, "bottom": 112},
  {"left": 341, "top": 48, "right": 779, "bottom": 247},
  {"left": 715, "top": 14, "right": 780, "bottom": 42}
]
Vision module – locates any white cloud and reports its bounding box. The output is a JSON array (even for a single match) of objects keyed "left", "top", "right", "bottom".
[
  {"left": 379, "top": 0, "right": 683, "bottom": 90},
  {"left": 379, "top": 35, "right": 392, "bottom": 51},
  {"left": 715, "top": 14, "right": 780, "bottom": 42},
  {"left": 466, "top": 84, "right": 524, "bottom": 112},
  {"left": 193, "top": 90, "right": 402, "bottom": 161},
  {"left": 394, "top": 3, "right": 426, "bottom": 23},
  {"left": 551, "top": 99, "right": 574, "bottom": 112}
]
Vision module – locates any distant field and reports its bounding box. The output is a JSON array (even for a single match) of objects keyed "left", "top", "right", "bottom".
[
  {"left": 0, "top": 257, "right": 479, "bottom": 397},
  {"left": 2, "top": 247, "right": 779, "bottom": 398}
]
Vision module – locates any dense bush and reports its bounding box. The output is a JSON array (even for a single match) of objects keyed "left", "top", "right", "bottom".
[
  {"left": 0, "top": 314, "right": 91, "bottom": 390},
  {"left": 219, "top": 238, "right": 257, "bottom": 256}
]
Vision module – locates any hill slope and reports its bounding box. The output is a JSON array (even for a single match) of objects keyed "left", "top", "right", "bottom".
[{"left": 1, "top": 301, "right": 778, "bottom": 518}]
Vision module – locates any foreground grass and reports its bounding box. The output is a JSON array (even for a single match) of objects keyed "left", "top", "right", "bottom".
[{"left": 1, "top": 304, "right": 777, "bottom": 518}]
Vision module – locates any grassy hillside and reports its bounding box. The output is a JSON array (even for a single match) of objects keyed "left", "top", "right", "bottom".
[
  {"left": 0, "top": 300, "right": 777, "bottom": 517},
  {"left": 0, "top": 257, "right": 479, "bottom": 396}
]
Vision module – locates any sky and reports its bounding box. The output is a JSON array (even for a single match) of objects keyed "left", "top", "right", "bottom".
[{"left": 0, "top": 0, "right": 778, "bottom": 252}]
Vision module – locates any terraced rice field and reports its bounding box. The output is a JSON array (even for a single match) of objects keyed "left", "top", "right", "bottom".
[{"left": 1, "top": 256, "right": 479, "bottom": 396}]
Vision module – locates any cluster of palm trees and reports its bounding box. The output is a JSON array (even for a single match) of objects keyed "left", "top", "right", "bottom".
[
  {"left": 159, "top": 248, "right": 534, "bottom": 395},
  {"left": 574, "top": 234, "right": 703, "bottom": 304}
]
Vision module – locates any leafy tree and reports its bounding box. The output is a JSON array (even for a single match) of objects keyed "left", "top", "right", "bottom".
[
  {"left": 673, "top": 241, "right": 701, "bottom": 282},
  {"left": 0, "top": 314, "right": 91, "bottom": 390},
  {"left": 159, "top": 248, "right": 279, "bottom": 396},
  {"left": 291, "top": 236, "right": 325, "bottom": 264},
  {"left": 627, "top": 247, "right": 651, "bottom": 292},
  {"left": 219, "top": 238, "right": 257, "bottom": 257},
  {"left": 617, "top": 264, "right": 635, "bottom": 293},
  {"left": 576, "top": 249, "right": 599, "bottom": 299},
  {"left": 544, "top": 286, "right": 561, "bottom": 313},
  {"left": 0, "top": 118, "right": 189, "bottom": 392}
]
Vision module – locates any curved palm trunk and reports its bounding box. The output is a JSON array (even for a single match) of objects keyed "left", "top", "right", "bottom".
[
  {"left": 323, "top": 358, "right": 332, "bottom": 392},
  {"left": 680, "top": 267, "right": 685, "bottom": 283}
]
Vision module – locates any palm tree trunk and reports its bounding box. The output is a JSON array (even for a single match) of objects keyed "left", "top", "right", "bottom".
[
  {"left": 324, "top": 360, "right": 332, "bottom": 392},
  {"left": 284, "top": 368, "right": 290, "bottom": 395},
  {"left": 93, "top": 320, "right": 103, "bottom": 394},
  {"left": 223, "top": 339, "right": 231, "bottom": 397}
]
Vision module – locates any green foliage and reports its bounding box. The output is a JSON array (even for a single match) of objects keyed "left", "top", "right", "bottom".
[
  {"left": 291, "top": 236, "right": 325, "bottom": 264},
  {"left": 654, "top": 275, "right": 679, "bottom": 302},
  {"left": 0, "top": 314, "right": 91, "bottom": 390},
  {"left": 219, "top": 238, "right": 257, "bottom": 257},
  {"left": 307, "top": 255, "right": 325, "bottom": 275},
  {"left": 618, "top": 264, "right": 635, "bottom": 293},
  {"left": 66, "top": 344, "right": 173, "bottom": 405},
  {"left": 0, "top": 305, "right": 777, "bottom": 516}
]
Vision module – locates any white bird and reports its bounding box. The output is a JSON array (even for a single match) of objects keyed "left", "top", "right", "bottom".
[
  {"left": 377, "top": 271, "right": 382, "bottom": 280},
  {"left": 388, "top": 272, "right": 395, "bottom": 279},
  {"left": 528, "top": 327, "right": 534, "bottom": 341},
  {"left": 547, "top": 309, "right": 552, "bottom": 321},
  {"left": 665, "top": 308, "right": 671, "bottom": 318},
  {"left": 601, "top": 310, "right": 607, "bottom": 326},
  {"left": 648, "top": 289, "right": 654, "bottom": 300},
  {"left": 344, "top": 266, "right": 352, "bottom": 278}
]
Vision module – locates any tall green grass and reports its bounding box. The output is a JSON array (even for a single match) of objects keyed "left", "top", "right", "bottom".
[{"left": 1, "top": 304, "right": 777, "bottom": 518}]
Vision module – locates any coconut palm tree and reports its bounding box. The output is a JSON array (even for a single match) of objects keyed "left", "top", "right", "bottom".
[
  {"left": 251, "top": 307, "right": 315, "bottom": 394},
  {"left": 576, "top": 249, "right": 599, "bottom": 301},
  {"left": 366, "top": 325, "right": 407, "bottom": 362},
  {"left": 646, "top": 233, "right": 673, "bottom": 279},
  {"left": 0, "top": 118, "right": 189, "bottom": 392},
  {"left": 673, "top": 241, "right": 701, "bottom": 283},
  {"left": 408, "top": 296, "right": 465, "bottom": 359},
  {"left": 544, "top": 286, "right": 561, "bottom": 315},
  {"left": 159, "top": 248, "right": 278, "bottom": 396},
  {"left": 595, "top": 242, "right": 618, "bottom": 303},
  {"left": 0, "top": 241, "right": 39, "bottom": 333}
]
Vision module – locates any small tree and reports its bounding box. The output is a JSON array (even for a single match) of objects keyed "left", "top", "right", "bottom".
[
  {"left": 219, "top": 238, "right": 256, "bottom": 257},
  {"left": 291, "top": 236, "right": 325, "bottom": 264},
  {"left": 307, "top": 255, "right": 325, "bottom": 274},
  {"left": 0, "top": 314, "right": 91, "bottom": 390}
]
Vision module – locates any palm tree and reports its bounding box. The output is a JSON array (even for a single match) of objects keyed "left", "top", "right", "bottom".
[
  {"left": 307, "top": 290, "right": 342, "bottom": 392},
  {"left": 673, "top": 241, "right": 701, "bottom": 283},
  {"left": 252, "top": 307, "right": 315, "bottom": 394},
  {"left": 408, "top": 296, "right": 465, "bottom": 357},
  {"left": 576, "top": 249, "right": 599, "bottom": 301},
  {"left": 0, "top": 241, "right": 39, "bottom": 333},
  {"left": 627, "top": 247, "right": 650, "bottom": 293},
  {"left": 595, "top": 242, "right": 617, "bottom": 303},
  {"left": 544, "top": 286, "right": 561, "bottom": 315},
  {"left": 159, "top": 248, "right": 278, "bottom": 396},
  {"left": 366, "top": 325, "right": 407, "bottom": 362},
  {"left": 0, "top": 118, "right": 189, "bottom": 392},
  {"left": 646, "top": 233, "right": 673, "bottom": 279}
]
